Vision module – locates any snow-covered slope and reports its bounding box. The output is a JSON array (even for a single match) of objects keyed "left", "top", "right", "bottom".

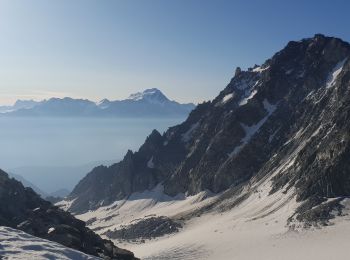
[
  {"left": 0, "top": 226, "right": 99, "bottom": 260},
  {"left": 66, "top": 172, "right": 350, "bottom": 260},
  {"left": 71, "top": 184, "right": 216, "bottom": 235}
]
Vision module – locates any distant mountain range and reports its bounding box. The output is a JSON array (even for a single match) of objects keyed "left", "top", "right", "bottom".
[
  {"left": 0, "top": 99, "right": 40, "bottom": 113},
  {"left": 8, "top": 172, "right": 70, "bottom": 200},
  {"left": 0, "top": 88, "right": 195, "bottom": 117}
]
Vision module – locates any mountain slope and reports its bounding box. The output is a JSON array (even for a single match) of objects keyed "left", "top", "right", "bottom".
[
  {"left": 8, "top": 172, "right": 48, "bottom": 198},
  {"left": 0, "top": 169, "right": 137, "bottom": 260},
  {"left": 68, "top": 35, "right": 350, "bottom": 227},
  {"left": 9, "top": 97, "right": 99, "bottom": 117},
  {"left": 1, "top": 88, "right": 195, "bottom": 117},
  {"left": 0, "top": 99, "right": 40, "bottom": 113},
  {"left": 0, "top": 226, "right": 99, "bottom": 260}
]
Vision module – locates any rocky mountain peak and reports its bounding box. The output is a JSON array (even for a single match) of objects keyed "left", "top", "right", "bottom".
[
  {"left": 234, "top": 66, "right": 242, "bottom": 76},
  {"left": 97, "top": 98, "right": 111, "bottom": 109},
  {"left": 13, "top": 99, "right": 39, "bottom": 110},
  {"left": 68, "top": 35, "right": 350, "bottom": 226}
]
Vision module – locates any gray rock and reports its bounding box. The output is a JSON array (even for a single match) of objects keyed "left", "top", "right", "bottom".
[
  {"left": 0, "top": 169, "right": 138, "bottom": 260},
  {"left": 104, "top": 216, "right": 181, "bottom": 241}
]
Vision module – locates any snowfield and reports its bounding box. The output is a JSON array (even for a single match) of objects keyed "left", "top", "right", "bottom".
[
  {"left": 74, "top": 184, "right": 217, "bottom": 235},
  {"left": 0, "top": 226, "right": 99, "bottom": 260},
  {"left": 60, "top": 177, "right": 350, "bottom": 260}
]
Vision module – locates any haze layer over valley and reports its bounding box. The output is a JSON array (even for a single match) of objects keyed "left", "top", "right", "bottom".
[{"left": 0, "top": 89, "right": 191, "bottom": 194}]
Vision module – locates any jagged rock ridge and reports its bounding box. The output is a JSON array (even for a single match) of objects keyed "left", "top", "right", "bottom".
[{"left": 69, "top": 34, "right": 350, "bottom": 225}]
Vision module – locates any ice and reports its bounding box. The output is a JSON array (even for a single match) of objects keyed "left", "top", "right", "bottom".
[
  {"left": 239, "top": 89, "right": 258, "bottom": 106},
  {"left": 252, "top": 65, "right": 270, "bottom": 73},
  {"left": 326, "top": 58, "right": 347, "bottom": 88},
  {"left": 221, "top": 93, "right": 234, "bottom": 104}
]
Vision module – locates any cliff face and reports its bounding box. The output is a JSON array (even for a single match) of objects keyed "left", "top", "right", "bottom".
[
  {"left": 0, "top": 169, "right": 137, "bottom": 260},
  {"left": 69, "top": 34, "right": 350, "bottom": 224}
]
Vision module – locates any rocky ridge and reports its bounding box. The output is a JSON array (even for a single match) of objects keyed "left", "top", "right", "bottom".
[
  {"left": 0, "top": 169, "right": 138, "bottom": 260},
  {"left": 68, "top": 34, "right": 350, "bottom": 226}
]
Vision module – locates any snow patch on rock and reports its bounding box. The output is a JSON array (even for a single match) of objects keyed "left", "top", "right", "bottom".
[
  {"left": 239, "top": 89, "right": 258, "bottom": 106},
  {"left": 221, "top": 93, "right": 234, "bottom": 104},
  {"left": 229, "top": 99, "right": 276, "bottom": 157},
  {"left": 147, "top": 156, "right": 155, "bottom": 168},
  {"left": 252, "top": 65, "right": 270, "bottom": 73},
  {"left": 326, "top": 58, "right": 347, "bottom": 88}
]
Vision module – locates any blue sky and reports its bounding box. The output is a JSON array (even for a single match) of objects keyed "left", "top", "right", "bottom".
[{"left": 0, "top": 0, "right": 349, "bottom": 105}]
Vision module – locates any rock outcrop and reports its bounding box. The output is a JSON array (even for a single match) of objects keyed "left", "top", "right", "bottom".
[
  {"left": 104, "top": 216, "right": 181, "bottom": 241},
  {"left": 0, "top": 169, "right": 138, "bottom": 260}
]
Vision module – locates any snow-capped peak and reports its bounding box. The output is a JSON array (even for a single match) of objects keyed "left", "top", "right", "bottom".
[
  {"left": 127, "top": 88, "right": 169, "bottom": 104},
  {"left": 97, "top": 98, "right": 111, "bottom": 109}
]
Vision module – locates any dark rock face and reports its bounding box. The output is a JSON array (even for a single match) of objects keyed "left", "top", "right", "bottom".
[
  {"left": 104, "top": 216, "right": 181, "bottom": 241},
  {"left": 69, "top": 34, "right": 350, "bottom": 224},
  {"left": 0, "top": 169, "right": 138, "bottom": 260},
  {"left": 69, "top": 129, "right": 186, "bottom": 213}
]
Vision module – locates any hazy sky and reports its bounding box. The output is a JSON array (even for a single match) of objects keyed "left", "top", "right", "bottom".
[{"left": 0, "top": 0, "right": 349, "bottom": 105}]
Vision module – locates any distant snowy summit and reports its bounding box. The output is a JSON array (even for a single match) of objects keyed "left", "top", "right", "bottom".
[
  {"left": 96, "top": 88, "right": 195, "bottom": 117},
  {"left": 0, "top": 88, "right": 195, "bottom": 117},
  {"left": 128, "top": 88, "right": 169, "bottom": 102}
]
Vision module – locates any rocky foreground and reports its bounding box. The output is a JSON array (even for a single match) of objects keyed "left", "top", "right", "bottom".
[{"left": 0, "top": 169, "right": 138, "bottom": 260}]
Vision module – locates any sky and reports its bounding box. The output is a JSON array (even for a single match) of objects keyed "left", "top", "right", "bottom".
[{"left": 0, "top": 0, "right": 349, "bottom": 105}]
